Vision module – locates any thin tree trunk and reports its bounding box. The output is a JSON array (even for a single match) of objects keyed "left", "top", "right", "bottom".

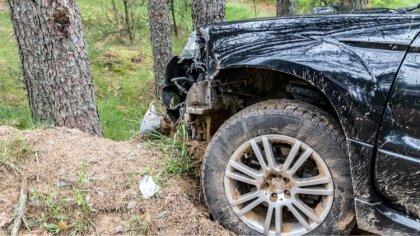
[
  {"left": 8, "top": 0, "right": 102, "bottom": 136},
  {"left": 276, "top": 0, "right": 290, "bottom": 16},
  {"left": 170, "top": 0, "right": 178, "bottom": 36},
  {"left": 253, "top": 0, "right": 257, "bottom": 18},
  {"left": 191, "top": 0, "right": 226, "bottom": 30},
  {"left": 148, "top": 0, "right": 172, "bottom": 97},
  {"left": 290, "top": 0, "right": 299, "bottom": 15},
  {"left": 122, "top": 0, "right": 134, "bottom": 42}
]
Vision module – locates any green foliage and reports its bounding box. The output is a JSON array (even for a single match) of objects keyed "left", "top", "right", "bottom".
[
  {"left": 367, "top": 0, "right": 419, "bottom": 8},
  {"left": 0, "top": 105, "right": 34, "bottom": 129},
  {"left": 147, "top": 121, "right": 192, "bottom": 177},
  {"left": 0, "top": 138, "right": 33, "bottom": 174}
]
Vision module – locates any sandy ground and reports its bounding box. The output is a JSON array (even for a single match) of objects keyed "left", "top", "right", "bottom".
[
  {"left": 0, "top": 0, "right": 7, "bottom": 11},
  {"left": 0, "top": 126, "right": 230, "bottom": 235}
]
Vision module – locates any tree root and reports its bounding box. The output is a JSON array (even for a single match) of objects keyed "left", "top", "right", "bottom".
[{"left": 9, "top": 178, "right": 28, "bottom": 236}]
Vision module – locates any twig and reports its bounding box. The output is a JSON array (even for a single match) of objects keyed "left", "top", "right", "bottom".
[{"left": 9, "top": 178, "right": 28, "bottom": 236}]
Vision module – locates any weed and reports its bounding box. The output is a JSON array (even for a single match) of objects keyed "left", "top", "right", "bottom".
[
  {"left": 29, "top": 161, "right": 94, "bottom": 235},
  {"left": 147, "top": 121, "right": 192, "bottom": 177},
  {"left": 0, "top": 138, "right": 33, "bottom": 174},
  {"left": 126, "top": 214, "right": 151, "bottom": 234}
]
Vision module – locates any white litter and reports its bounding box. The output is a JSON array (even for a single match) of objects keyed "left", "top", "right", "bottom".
[{"left": 139, "top": 175, "right": 160, "bottom": 199}]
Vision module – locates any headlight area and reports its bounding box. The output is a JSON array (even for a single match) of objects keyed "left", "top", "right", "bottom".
[
  {"left": 180, "top": 32, "right": 199, "bottom": 59},
  {"left": 161, "top": 32, "right": 207, "bottom": 122}
]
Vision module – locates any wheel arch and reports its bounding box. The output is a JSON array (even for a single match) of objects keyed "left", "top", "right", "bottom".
[{"left": 210, "top": 64, "right": 350, "bottom": 140}]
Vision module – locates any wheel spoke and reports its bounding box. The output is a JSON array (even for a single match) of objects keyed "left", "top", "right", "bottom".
[
  {"left": 262, "top": 136, "right": 277, "bottom": 169},
  {"left": 237, "top": 197, "right": 263, "bottom": 216},
  {"left": 296, "top": 176, "right": 331, "bottom": 187},
  {"left": 275, "top": 205, "right": 282, "bottom": 234},
  {"left": 229, "top": 160, "right": 261, "bottom": 180},
  {"left": 293, "top": 199, "right": 321, "bottom": 224},
  {"left": 282, "top": 140, "right": 302, "bottom": 171},
  {"left": 230, "top": 191, "right": 260, "bottom": 206},
  {"left": 250, "top": 139, "right": 268, "bottom": 170},
  {"left": 225, "top": 172, "right": 258, "bottom": 186},
  {"left": 263, "top": 205, "right": 274, "bottom": 235},
  {"left": 288, "top": 148, "right": 312, "bottom": 176},
  {"left": 295, "top": 187, "right": 333, "bottom": 196},
  {"left": 224, "top": 135, "right": 335, "bottom": 235},
  {"left": 287, "top": 203, "right": 312, "bottom": 231}
]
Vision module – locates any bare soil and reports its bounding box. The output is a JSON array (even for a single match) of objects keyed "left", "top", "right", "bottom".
[
  {"left": 0, "top": 0, "right": 8, "bottom": 11},
  {"left": 0, "top": 126, "right": 230, "bottom": 235}
]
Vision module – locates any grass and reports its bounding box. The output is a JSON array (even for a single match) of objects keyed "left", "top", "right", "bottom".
[
  {"left": 126, "top": 215, "right": 151, "bottom": 234},
  {"left": 147, "top": 121, "right": 192, "bottom": 178},
  {"left": 368, "top": 0, "right": 419, "bottom": 8},
  {"left": 0, "top": 0, "right": 417, "bottom": 140},
  {"left": 0, "top": 138, "right": 34, "bottom": 174},
  {"left": 29, "top": 161, "right": 95, "bottom": 235}
]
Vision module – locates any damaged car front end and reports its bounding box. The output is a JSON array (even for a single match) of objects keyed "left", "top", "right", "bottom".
[
  {"left": 162, "top": 11, "right": 420, "bottom": 235},
  {"left": 162, "top": 30, "right": 240, "bottom": 140}
]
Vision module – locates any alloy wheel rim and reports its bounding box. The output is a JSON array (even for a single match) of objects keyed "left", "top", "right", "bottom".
[{"left": 224, "top": 135, "right": 334, "bottom": 235}]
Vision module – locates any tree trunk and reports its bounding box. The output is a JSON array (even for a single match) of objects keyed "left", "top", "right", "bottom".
[
  {"left": 276, "top": 0, "right": 291, "bottom": 16},
  {"left": 8, "top": 0, "right": 102, "bottom": 136},
  {"left": 148, "top": 0, "right": 172, "bottom": 97},
  {"left": 122, "top": 0, "right": 134, "bottom": 42},
  {"left": 191, "top": 0, "right": 226, "bottom": 30}
]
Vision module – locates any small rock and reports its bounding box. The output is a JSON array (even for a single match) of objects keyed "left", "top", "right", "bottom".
[
  {"left": 139, "top": 102, "right": 165, "bottom": 136},
  {"left": 96, "top": 191, "right": 105, "bottom": 197},
  {"left": 114, "top": 225, "right": 124, "bottom": 234},
  {"left": 127, "top": 152, "right": 137, "bottom": 160},
  {"left": 57, "top": 180, "right": 69, "bottom": 188},
  {"left": 127, "top": 200, "right": 136, "bottom": 210},
  {"left": 156, "top": 211, "right": 169, "bottom": 219},
  {"left": 135, "top": 143, "right": 143, "bottom": 149}
]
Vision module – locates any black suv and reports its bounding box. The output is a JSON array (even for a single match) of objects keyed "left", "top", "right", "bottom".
[{"left": 162, "top": 6, "right": 420, "bottom": 235}]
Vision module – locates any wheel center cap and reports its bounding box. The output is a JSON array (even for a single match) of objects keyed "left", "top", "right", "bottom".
[{"left": 269, "top": 177, "right": 285, "bottom": 193}]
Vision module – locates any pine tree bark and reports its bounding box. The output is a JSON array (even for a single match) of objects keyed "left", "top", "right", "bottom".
[
  {"left": 191, "top": 0, "right": 226, "bottom": 30},
  {"left": 148, "top": 0, "right": 172, "bottom": 97},
  {"left": 8, "top": 0, "right": 102, "bottom": 136},
  {"left": 276, "top": 0, "right": 291, "bottom": 16}
]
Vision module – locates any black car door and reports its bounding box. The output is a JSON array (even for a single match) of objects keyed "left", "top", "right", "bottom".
[{"left": 375, "top": 35, "right": 420, "bottom": 219}]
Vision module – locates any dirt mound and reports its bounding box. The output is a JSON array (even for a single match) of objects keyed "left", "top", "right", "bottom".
[{"left": 0, "top": 126, "right": 230, "bottom": 235}]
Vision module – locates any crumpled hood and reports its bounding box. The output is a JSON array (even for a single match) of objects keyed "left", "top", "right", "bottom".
[{"left": 200, "top": 14, "right": 420, "bottom": 72}]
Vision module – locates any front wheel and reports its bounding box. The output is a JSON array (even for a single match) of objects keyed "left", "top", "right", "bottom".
[{"left": 201, "top": 100, "right": 355, "bottom": 235}]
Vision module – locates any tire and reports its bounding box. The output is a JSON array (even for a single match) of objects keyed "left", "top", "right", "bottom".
[{"left": 201, "top": 99, "right": 355, "bottom": 235}]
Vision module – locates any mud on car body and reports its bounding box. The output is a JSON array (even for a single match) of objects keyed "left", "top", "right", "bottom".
[{"left": 162, "top": 6, "right": 420, "bottom": 235}]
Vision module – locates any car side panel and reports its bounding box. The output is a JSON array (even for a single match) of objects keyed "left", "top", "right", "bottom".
[{"left": 375, "top": 38, "right": 420, "bottom": 219}]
